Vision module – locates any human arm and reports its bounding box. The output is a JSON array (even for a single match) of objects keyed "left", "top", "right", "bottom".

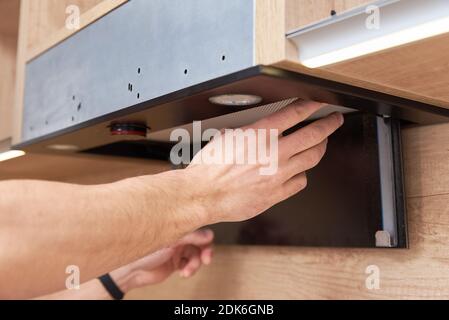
[
  {"left": 0, "top": 101, "right": 343, "bottom": 299},
  {"left": 38, "top": 230, "right": 213, "bottom": 300}
]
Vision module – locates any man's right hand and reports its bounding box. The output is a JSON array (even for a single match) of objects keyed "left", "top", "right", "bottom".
[
  {"left": 0, "top": 100, "right": 343, "bottom": 299},
  {"left": 185, "top": 100, "right": 344, "bottom": 224}
]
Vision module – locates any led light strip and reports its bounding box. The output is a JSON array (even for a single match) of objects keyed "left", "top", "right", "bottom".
[
  {"left": 288, "top": 0, "right": 449, "bottom": 68},
  {"left": 302, "top": 16, "right": 449, "bottom": 68},
  {"left": 0, "top": 150, "right": 26, "bottom": 162}
]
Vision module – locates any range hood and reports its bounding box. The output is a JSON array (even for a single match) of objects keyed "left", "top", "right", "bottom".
[
  {"left": 18, "top": 65, "right": 449, "bottom": 153},
  {"left": 17, "top": 0, "right": 449, "bottom": 248}
]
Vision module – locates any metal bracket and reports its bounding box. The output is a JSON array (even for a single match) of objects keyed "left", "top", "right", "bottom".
[{"left": 375, "top": 231, "right": 393, "bottom": 248}]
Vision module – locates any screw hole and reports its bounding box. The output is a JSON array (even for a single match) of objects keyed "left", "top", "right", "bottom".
[
  {"left": 138, "top": 68, "right": 141, "bottom": 74},
  {"left": 137, "top": 93, "right": 140, "bottom": 99},
  {"left": 128, "top": 83, "right": 133, "bottom": 92},
  {"left": 222, "top": 55, "right": 226, "bottom": 61},
  {"left": 71, "top": 116, "right": 75, "bottom": 122},
  {"left": 72, "top": 95, "right": 76, "bottom": 101},
  {"left": 77, "top": 103, "right": 82, "bottom": 112},
  {"left": 184, "top": 69, "right": 188, "bottom": 75},
  {"left": 330, "top": 9, "right": 337, "bottom": 16}
]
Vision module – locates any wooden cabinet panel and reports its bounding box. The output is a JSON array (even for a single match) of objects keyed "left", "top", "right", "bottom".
[
  {"left": 25, "top": 0, "right": 127, "bottom": 61},
  {"left": 0, "top": 0, "right": 20, "bottom": 148},
  {"left": 26, "top": 0, "right": 103, "bottom": 51},
  {"left": 286, "top": 0, "right": 373, "bottom": 31}
]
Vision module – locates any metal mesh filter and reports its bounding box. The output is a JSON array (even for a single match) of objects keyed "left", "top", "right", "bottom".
[{"left": 147, "top": 99, "right": 355, "bottom": 142}]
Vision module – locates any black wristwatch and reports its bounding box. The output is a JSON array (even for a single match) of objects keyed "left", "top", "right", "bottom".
[{"left": 98, "top": 274, "right": 125, "bottom": 300}]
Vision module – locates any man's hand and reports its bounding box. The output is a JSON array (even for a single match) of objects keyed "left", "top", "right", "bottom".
[
  {"left": 185, "top": 100, "right": 344, "bottom": 224},
  {"left": 0, "top": 100, "right": 343, "bottom": 299},
  {"left": 37, "top": 229, "right": 214, "bottom": 300},
  {"left": 109, "top": 229, "right": 214, "bottom": 294}
]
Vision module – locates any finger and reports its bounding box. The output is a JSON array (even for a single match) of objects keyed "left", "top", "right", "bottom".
[
  {"left": 179, "top": 246, "right": 202, "bottom": 278},
  {"left": 172, "top": 245, "right": 194, "bottom": 270},
  {"left": 284, "top": 139, "right": 328, "bottom": 180},
  {"left": 200, "top": 246, "right": 213, "bottom": 266},
  {"left": 280, "top": 112, "right": 343, "bottom": 158},
  {"left": 280, "top": 172, "right": 308, "bottom": 202},
  {"left": 177, "top": 229, "right": 214, "bottom": 247},
  {"left": 248, "top": 101, "right": 325, "bottom": 132}
]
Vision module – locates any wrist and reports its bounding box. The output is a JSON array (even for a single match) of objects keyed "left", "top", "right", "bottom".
[
  {"left": 133, "top": 169, "right": 211, "bottom": 237},
  {"left": 109, "top": 267, "right": 133, "bottom": 294},
  {"left": 98, "top": 273, "right": 126, "bottom": 300}
]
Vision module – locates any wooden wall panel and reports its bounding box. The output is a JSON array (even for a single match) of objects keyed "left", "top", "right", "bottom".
[
  {"left": 123, "top": 123, "right": 449, "bottom": 300},
  {"left": 0, "top": 37, "right": 17, "bottom": 144},
  {"left": 0, "top": 0, "right": 20, "bottom": 147},
  {"left": 0, "top": 153, "right": 171, "bottom": 184},
  {"left": 0, "top": 0, "right": 20, "bottom": 37}
]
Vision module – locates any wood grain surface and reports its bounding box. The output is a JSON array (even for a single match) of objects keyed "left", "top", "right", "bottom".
[
  {"left": 0, "top": 0, "right": 20, "bottom": 146},
  {"left": 124, "top": 123, "right": 449, "bottom": 300}
]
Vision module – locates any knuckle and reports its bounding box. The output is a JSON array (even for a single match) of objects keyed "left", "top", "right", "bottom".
[
  {"left": 306, "top": 148, "right": 323, "bottom": 166},
  {"left": 293, "top": 104, "right": 307, "bottom": 118},
  {"left": 306, "top": 125, "right": 326, "bottom": 142}
]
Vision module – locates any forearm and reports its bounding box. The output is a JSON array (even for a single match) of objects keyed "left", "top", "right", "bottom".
[
  {"left": 37, "top": 279, "right": 112, "bottom": 300},
  {"left": 0, "top": 170, "right": 207, "bottom": 299}
]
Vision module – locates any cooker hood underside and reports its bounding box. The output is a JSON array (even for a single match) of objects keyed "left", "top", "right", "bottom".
[{"left": 16, "top": 66, "right": 449, "bottom": 153}]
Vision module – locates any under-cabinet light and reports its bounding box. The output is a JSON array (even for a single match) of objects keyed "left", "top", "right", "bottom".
[
  {"left": 288, "top": 0, "right": 449, "bottom": 68},
  {"left": 0, "top": 150, "right": 26, "bottom": 162},
  {"left": 46, "top": 144, "right": 80, "bottom": 151},
  {"left": 209, "top": 94, "right": 263, "bottom": 107}
]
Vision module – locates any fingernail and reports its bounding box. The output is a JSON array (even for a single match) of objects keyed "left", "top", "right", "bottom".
[
  {"left": 200, "top": 229, "right": 213, "bottom": 238},
  {"left": 336, "top": 113, "right": 344, "bottom": 125}
]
